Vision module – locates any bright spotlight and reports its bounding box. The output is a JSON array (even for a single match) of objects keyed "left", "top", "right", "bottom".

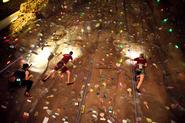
[
  {"left": 126, "top": 50, "right": 141, "bottom": 59},
  {"left": 121, "top": 44, "right": 145, "bottom": 65},
  {"left": 3, "top": 0, "right": 10, "bottom": 3},
  {"left": 27, "top": 47, "right": 53, "bottom": 73}
]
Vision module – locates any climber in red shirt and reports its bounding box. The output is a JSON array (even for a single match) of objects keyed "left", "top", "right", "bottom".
[
  {"left": 134, "top": 53, "right": 147, "bottom": 94},
  {"left": 43, "top": 51, "right": 73, "bottom": 85}
]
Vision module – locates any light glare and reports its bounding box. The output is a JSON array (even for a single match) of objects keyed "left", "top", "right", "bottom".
[
  {"left": 27, "top": 47, "right": 53, "bottom": 73},
  {"left": 3, "top": 0, "right": 10, "bottom": 3}
]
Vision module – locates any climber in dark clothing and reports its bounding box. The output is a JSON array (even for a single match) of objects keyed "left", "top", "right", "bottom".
[{"left": 9, "top": 63, "right": 33, "bottom": 97}]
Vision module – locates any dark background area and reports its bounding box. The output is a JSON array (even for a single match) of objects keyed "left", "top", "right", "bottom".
[
  {"left": 0, "top": 0, "right": 26, "bottom": 20},
  {"left": 163, "top": 0, "right": 185, "bottom": 53}
]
